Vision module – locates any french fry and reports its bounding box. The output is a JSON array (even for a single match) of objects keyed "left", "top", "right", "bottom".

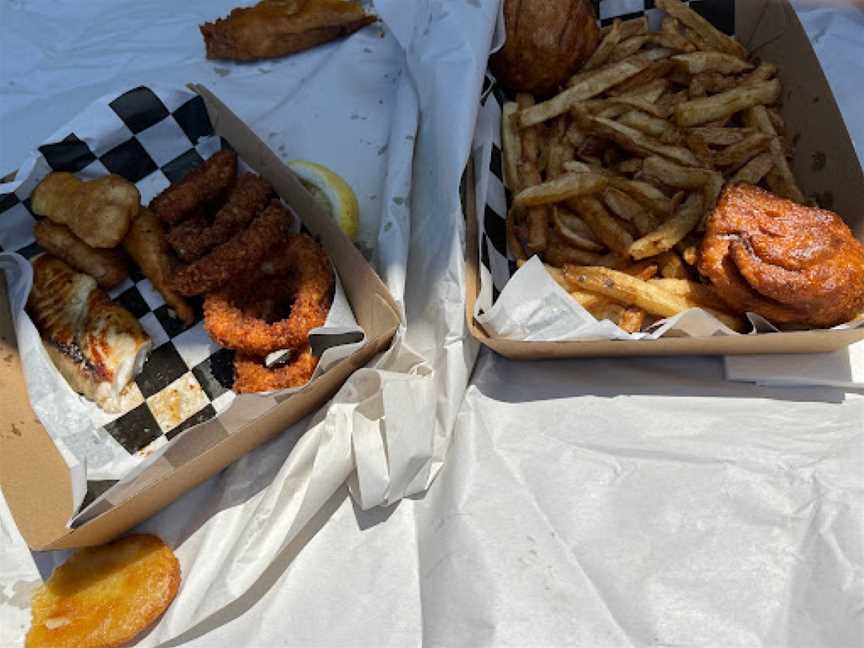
[
  {"left": 514, "top": 172, "right": 608, "bottom": 207},
  {"left": 609, "top": 76, "right": 670, "bottom": 101},
  {"left": 582, "top": 97, "right": 671, "bottom": 119},
  {"left": 501, "top": 102, "right": 522, "bottom": 191},
  {"left": 641, "top": 156, "right": 717, "bottom": 189},
  {"left": 570, "top": 195, "right": 634, "bottom": 256},
  {"left": 582, "top": 19, "right": 624, "bottom": 72},
  {"left": 607, "top": 176, "right": 676, "bottom": 217},
  {"left": 584, "top": 115, "right": 700, "bottom": 166},
  {"left": 656, "top": 0, "right": 747, "bottom": 59},
  {"left": 679, "top": 25, "right": 712, "bottom": 53},
  {"left": 693, "top": 71, "right": 738, "bottom": 93},
  {"left": 741, "top": 62, "right": 777, "bottom": 85},
  {"left": 685, "top": 132, "right": 715, "bottom": 168},
  {"left": 657, "top": 89, "right": 691, "bottom": 112},
  {"left": 647, "top": 32, "right": 698, "bottom": 52},
  {"left": 603, "top": 187, "right": 651, "bottom": 226},
  {"left": 629, "top": 191, "right": 703, "bottom": 259},
  {"left": 552, "top": 206, "right": 605, "bottom": 251},
  {"left": 648, "top": 278, "right": 726, "bottom": 310},
  {"left": 506, "top": 207, "right": 527, "bottom": 262},
  {"left": 566, "top": 124, "right": 587, "bottom": 148},
  {"left": 586, "top": 300, "right": 627, "bottom": 324},
  {"left": 730, "top": 152, "right": 774, "bottom": 184},
  {"left": 700, "top": 172, "right": 725, "bottom": 228},
  {"left": 743, "top": 105, "right": 806, "bottom": 203},
  {"left": 676, "top": 233, "right": 701, "bottom": 265},
  {"left": 673, "top": 79, "right": 781, "bottom": 127},
  {"left": 672, "top": 52, "right": 753, "bottom": 75},
  {"left": 689, "top": 127, "right": 756, "bottom": 146},
  {"left": 519, "top": 57, "right": 652, "bottom": 128},
  {"left": 569, "top": 288, "right": 618, "bottom": 310},
  {"left": 609, "top": 36, "right": 651, "bottom": 63},
  {"left": 544, "top": 236, "right": 624, "bottom": 268},
  {"left": 656, "top": 250, "right": 692, "bottom": 278},
  {"left": 619, "top": 306, "right": 647, "bottom": 332},
  {"left": 618, "top": 110, "right": 678, "bottom": 139},
  {"left": 766, "top": 107, "right": 786, "bottom": 133},
  {"left": 624, "top": 260, "right": 660, "bottom": 281},
  {"left": 713, "top": 132, "right": 771, "bottom": 168},
  {"left": 616, "top": 158, "right": 643, "bottom": 175},
  {"left": 547, "top": 139, "right": 574, "bottom": 179},
  {"left": 618, "top": 16, "right": 649, "bottom": 39},
  {"left": 608, "top": 64, "right": 674, "bottom": 97},
  {"left": 688, "top": 77, "right": 707, "bottom": 99},
  {"left": 561, "top": 265, "right": 744, "bottom": 329},
  {"left": 516, "top": 94, "right": 549, "bottom": 254}
]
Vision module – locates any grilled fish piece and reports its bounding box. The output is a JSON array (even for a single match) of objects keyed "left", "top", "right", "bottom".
[{"left": 27, "top": 256, "right": 151, "bottom": 412}]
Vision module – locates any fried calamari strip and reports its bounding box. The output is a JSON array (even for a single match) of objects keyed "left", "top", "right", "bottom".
[
  {"left": 150, "top": 150, "right": 237, "bottom": 225},
  {"left": 167, "top": 173, "right": 274, "bottom": 262},
  {"left": 170, "top": 200, "right": 292, "bottom": 296}
]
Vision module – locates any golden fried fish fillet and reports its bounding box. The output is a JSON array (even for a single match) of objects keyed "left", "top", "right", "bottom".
[
  {"left": 31, "top": 172, "right": 140, "bottom": 248},
  {"left": 27, "top": 256, "right": 151, "bottom": 412},
  {"left": 123, "top": 208, "right": 195, "bottom": 326},
  {"left": 699, "top": 183, "right": 864, "bottom": 327},
  {"left": 200, "top": 0, "right": 377, "bottom": 62},
  {"left": 34, "top": 221, "right": 128, "bottom": 288},
  {"left": 25, "top": 534, "right": 180, "bottom": 648}
]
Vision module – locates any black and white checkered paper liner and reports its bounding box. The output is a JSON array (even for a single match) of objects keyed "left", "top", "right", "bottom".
[
  {"left": 0, "top": 85, "right": 364, "bottom": 518},
  {"left": 473, "top": 1, "right": 736, "bottom": 314}
]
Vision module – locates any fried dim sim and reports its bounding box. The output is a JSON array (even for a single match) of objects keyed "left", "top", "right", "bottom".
[
  {"left": 150, "top": 149, "right": 237, "bottom": 225},
  {"left": 123, "top": 208, "right": 195, "bottom": 326},
  {"left": 31, "top": 172, "right": 139, "bottom": 248},
  {"left": 34, "top": 221, "right": 128, "bottom": 288},
  {"left": 25, "top": 534, "right": 179, "bottom": 648}
]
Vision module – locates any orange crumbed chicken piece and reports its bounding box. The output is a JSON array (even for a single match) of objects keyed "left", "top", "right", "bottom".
[
  {"left": 200, "top": 0, "right": 377, "bottom": 62},
  {"left": 699, "top": 183, "right": 864, "bottom": 327},
  {"left": 25, "top": 534, "right": 180, "bottom": 648}
]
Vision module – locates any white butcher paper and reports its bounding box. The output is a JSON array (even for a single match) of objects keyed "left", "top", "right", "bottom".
[{"left": 1, "top": 2, "right": 862, "bottom": 648}]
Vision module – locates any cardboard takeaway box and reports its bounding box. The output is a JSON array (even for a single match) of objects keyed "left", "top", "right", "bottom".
[
  {"left": 0, "top": 84, "right": 401, "bottom": 550},
  {"left": 465, "top": 0, "right": 864, "bottom": 359}
]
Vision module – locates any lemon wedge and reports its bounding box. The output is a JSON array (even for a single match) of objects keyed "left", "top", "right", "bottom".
[{"left": 288, "top": 160, "right": 360, "bottom": 240}]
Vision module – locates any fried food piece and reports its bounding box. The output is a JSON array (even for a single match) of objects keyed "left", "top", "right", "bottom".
[
  {"left": 31, "top": 173, "right": 139, "bottom": 248},
  {"left": 200, "top": 0, "right": 377, "bottom": 62},
  {"left": 204, "top": 233, "right": 334, "bottom": 355},
  {"left": 167, "top": 173, "right": 274, "bottom": 262},
  {"left": 150, "top": 150, "right": 237, "bottom": 225},
  {"left": 25, "top": 534, "right": 180, "bottom": 648},
  {"left": 27, "top": 256, "right": 151, "bottom": 412},
  {"left": 233, "top": 346, "right": 318, "bottom": 393},
  {"left": 123, "top": 208, "right": 195, "bottom": 326},
  {"left": 490, "top": 0, "right": 600, "bottom": 96},
  {"left": 699, "top": 184, "right": 864, "bottom": 327},
  {"left": 171, "top": 200, "right": 293, "bottom": 296},
  {"left": 34, "top": 221, "right": 128, "bottom": 288}
]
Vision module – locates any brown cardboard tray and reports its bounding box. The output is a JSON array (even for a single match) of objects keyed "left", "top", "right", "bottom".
[
  {"left": 0, "top": 84, "right": 401, "bottom": 550},
  {"left": 464, "top": 0, "right": 864, "bottom": 359}
]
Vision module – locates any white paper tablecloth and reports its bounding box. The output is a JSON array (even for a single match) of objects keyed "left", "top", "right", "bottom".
[{"left": 1, "top": 2, "right": 863, "bottom": 647}]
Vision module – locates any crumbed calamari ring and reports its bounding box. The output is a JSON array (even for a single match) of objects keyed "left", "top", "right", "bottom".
[
  {"left": 170, "top": 200, "right": 292, "bottom": 296},
  {"left": 233, "top": 347, "right": 318, "bottom": 393},
  {"left": 203, "top": 233, "right": 334, "bottom": 355}
]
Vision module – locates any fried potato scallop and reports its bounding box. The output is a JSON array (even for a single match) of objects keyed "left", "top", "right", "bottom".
[{"left": 26, "top": 534, "right": 180, "bottom": 648}]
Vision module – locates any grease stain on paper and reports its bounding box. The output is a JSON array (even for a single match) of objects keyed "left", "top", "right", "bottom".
[
  {"left": 0, "top": 579, "right": 40, "bottom": 609},
  {"left": 214, "top": 67, "right": 231, "bottom": 77}
]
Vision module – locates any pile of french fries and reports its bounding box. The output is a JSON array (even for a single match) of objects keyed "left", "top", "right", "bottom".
[{"left": 502, "top": 0, "right": 805, "bottom": 334}]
